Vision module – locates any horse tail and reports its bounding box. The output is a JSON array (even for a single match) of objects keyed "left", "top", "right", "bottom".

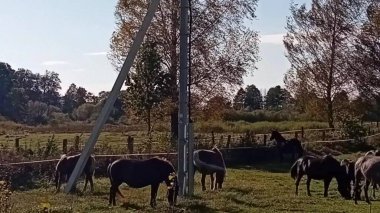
[
  {"left": 89, "top": 155, "right": 96, "bottom": 176},
  {"left": 290, "top": 159, "right": 300, "bottom": 179},
  {"left": 193, "top": 150, "right": 225, "bottom": 173},
  {"left": 107, "top": 160, "right": 124, "bottom": 198}
]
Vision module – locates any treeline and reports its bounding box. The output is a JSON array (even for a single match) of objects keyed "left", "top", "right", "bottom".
[{"left": 0, "top": 62, "right": 124, "bottom": 125}]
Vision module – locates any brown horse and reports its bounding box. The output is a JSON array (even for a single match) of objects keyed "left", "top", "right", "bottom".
[
  {"left": 107, "top": 157, "right": 178, "bottom": 207},
  {"left": 270, "top": 130, "right": 303, "bottom": 162},
  {"left": 290, "top": 155, "right": 351, "bottom": 199},
  {"left": 54, "top": 154, "right": 96, "bottom": 193},
  {"left": 354, "top": 154, "right": 380, "bottom": 204},
  {"left": 193, "top": 146, "right": 226, "bottom": 191}
]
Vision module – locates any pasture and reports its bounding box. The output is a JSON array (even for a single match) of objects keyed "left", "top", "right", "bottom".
[{"left": 8, "top": 162, "right": 380, "bottom": 213}]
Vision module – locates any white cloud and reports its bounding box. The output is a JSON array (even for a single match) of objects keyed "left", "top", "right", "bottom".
[
  {"left": 70, "top": 68, "right": 85, "bottom": 72},
  {"left": 41, "top": 60, "right": 68, "bottom": 66},
  {"left": 260, "top": 33, "right": 286, "bottom": 45},
  {"left": 84, "top": 51, "right": 107, "bottom": 56}
]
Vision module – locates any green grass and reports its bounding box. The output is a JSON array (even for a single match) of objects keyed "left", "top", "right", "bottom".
[{"left": 10, "top": 162, "right": 380, "bottom": 213}]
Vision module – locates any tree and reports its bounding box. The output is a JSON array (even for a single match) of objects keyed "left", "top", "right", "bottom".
[
  {"left": 265, "top": 85, "right": 290, "bottom": 110},
  {"left": 352, "top": 1, "right": 380, "bottom": 98},
  {"left": 109, "top": 0, "right": 259, "bottom": 138},
  {"left": 0, "top": 62, "right": 14, "bottom": 118},
  {"left": 233, "top": 88, "right": 246, "bottom": 110},
  {"left": 203, "top": 95, "right": 231, "bottom": 120},
  {"left": 127, "top": 41, "right": 171, "bottom": 135},
  {"left": 39, "top": 70, "right": 62, "bottom": 107},
  {"left": 244, "top": 84, "right": 262, "bottom": 110},
  {"left": 284, "top": 0, "right": 367, "bottom": 127}
]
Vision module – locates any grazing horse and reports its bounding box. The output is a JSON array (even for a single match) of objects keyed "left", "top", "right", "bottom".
[
  {"left": 107, "top": 157, "right": 178, "bottom": 207},
  {"left": 341, "top": 159, "right": 359, "bottom": 198},
  {"left": 54, "top": 154, "right": 96, "bottom": 193},
  {"left": 193, "top": 146, "right": 226, "bottom": 191},
  {"left": 270, "top": 130, "right": 303, "bottom": 162},
  {"left": 290, "top": 155, "right": 351, "bottom": 199},
  {"left": 354, "top": 154, "right": 380, "bottom": 204}
]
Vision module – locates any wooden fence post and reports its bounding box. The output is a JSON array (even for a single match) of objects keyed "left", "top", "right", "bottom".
[
  {"left": 263, "top": 134, "right": 267, "bottom": 146},
  {"left": 219, "top": 135, "right": 224, "bottom": 148},
  {"left": 301, "top": 127, "right": 304, "bottom": 139},
  {"left": 227, "top": 135, "right": 231, "bottom": 148},
  {"left": 63, "top": 139, "right": 68, "bottom": 153},
  {"left": 127, "top": 136, "right": 134, "bottom": 154},
  {"left": 322, "top": 131, "right": 326, "bottom": 141},
  {"left": 211, "top": 131, "right": 215, "bottom": 146},
  {"left": 295, "top": 131, "right": 298, "bottom": 139},
  {"left": 15, "top": 138, "right": 20, "bottom": 151},
  {"left": 74, "top": 136, "right": 80, "bottom": 151}
]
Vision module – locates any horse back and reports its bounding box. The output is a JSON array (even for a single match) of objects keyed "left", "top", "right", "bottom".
[{"left": 358, "top": 156, "right": 380, "bottom": 182}]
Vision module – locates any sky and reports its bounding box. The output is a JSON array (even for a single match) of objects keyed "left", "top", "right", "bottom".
[{"left": 0, "top": 0, "right": 311, "bottom": 95}]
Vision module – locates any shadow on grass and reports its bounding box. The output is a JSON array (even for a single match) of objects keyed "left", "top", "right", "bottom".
[
  {"left": 183, "top": 203, "right": 218, "bottom": 213},
  {"left": 227, "top": 187, "right": 252, "bottom": 195},
  {"left": 231, "top": 162, "right": 293, "bottom": 173},
  {"left": 121, "top": 202, "right": 144, "bottom": 211}
]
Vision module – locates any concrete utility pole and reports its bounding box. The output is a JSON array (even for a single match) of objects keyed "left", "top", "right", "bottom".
[
  {"left": 64, "top": 0, "right": 160, "bottom": 193},
  {"left": 178, "top": 0, "right": 191, "bottom": 196}
]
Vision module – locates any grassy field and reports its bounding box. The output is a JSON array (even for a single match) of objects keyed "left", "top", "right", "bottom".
[{"left": 9, "top": 162, "right": 380, "bottom": 213}]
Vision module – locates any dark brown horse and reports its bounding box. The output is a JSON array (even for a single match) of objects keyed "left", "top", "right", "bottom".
[
  {"left": 290, "top": 155, "right": 351, "bottom": 199},
  {"left": 270, "top": 130, "right": 303, "bottom": 162},
  {"left": 354, "top": 155, "right": 380, "bottom": 204},
  {"left": 193, "top": 146, "right": 226, "bottom": 191},
  {"left": 107, "top": 157, "right": 178, "bottom": 207},
  {"left": 54, "top": 154, "right": 96, "bottom": 193}
]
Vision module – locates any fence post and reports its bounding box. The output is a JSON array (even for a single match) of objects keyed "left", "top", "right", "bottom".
[
  {"left": 211, "top": 131, "right": 215, "bottom": 146},
  {"left": 63, "top": 139, "right": 68, "bottom": 153},
  {"left": 263, "top": 134, "right": 267, "bottom": 146},
  {"left": 322, "top": 131, "right": 326, "bottom": 141},
  {"left": 127, "top": 136, "right": 134, "bottom": 154},
  {"left": 301, "top": 127, "right": 304, "bottom": 139},
  {"left": 74, "top": 136, "right": 80, "bottom": 151},
  {"left": 219, "top": 135, "right": 224, "bottom": 148},
  {"left": 377, "top": 121, "right": 379, "bottom": 128},
  {"left": 15, "top": 138, "right": 20, "bottom": 151},
  {"left": 295, "top": 131, "right": 298, "bottom": 139},
  {"left": 227, "top": 135, "right": 231, "bottom": 148}
]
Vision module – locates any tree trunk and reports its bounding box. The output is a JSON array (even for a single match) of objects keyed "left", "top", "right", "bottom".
[{"left": 170, "top": 0, "right": 179, "bottom": 141}]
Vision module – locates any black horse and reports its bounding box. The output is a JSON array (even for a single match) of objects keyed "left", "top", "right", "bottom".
[
  {"left": 54, "top": 154, "right": 96, "bottom": 193},
  {"left": 107, "top": 157, "right": 179, "bottom": 207},
  {"left": 193, "top": 146, "right": 226, "bottom": 191},
  {"left": 270, "top": 130, "right": 303, "bottom": 162},
  {"left": 290, "top": 155, "right": 351, "bottom": 199}
]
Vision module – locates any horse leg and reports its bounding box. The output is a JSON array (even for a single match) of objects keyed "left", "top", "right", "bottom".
[
  {"left": 295, "top": 174, "right": 302, "bottom": 196},
  {"left": 109, "top": 183, "right": 120, "bottom": 206},
  {"left": 210, "top": 174, "right": 215, "bottom": 190},
  {"left": 373, "top": 183, "right": 377, "bottom": 199},
  {"left": 201, "top": 173, "right": 206, "bottom": 191},
  {"left": 323, "top": 177, "right": 332, "bottom": 197},
  {"left": 364, "top": 179, "right": 371, "bottom": 204},
  {"left": 306, "top": 176, "right": 312, "bottom": 196},
  {"left": 150, "top": 183, "right": 159, "bottom": 208}
]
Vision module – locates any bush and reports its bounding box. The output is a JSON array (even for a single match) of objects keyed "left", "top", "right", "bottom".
[
  {"left": 222, "top": 109, "right": 299, "bottom": 122},
  {"left": 341, "top": 119, "right": 367, "bottom": 141}
]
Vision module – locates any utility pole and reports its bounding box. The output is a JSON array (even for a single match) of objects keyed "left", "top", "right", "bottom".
[
  {"left": 64, "top": 0, "right": 160, "bottom": 193},
  {"left": 178, "top": 0, "right": 190, "bottom": 196}
]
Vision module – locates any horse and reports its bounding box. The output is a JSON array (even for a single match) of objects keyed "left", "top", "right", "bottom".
[
  {"left": 107, "top": 157, "right": 178, "bottom": 207},
  {"left": 341, "top": 159, "right": 359, "bottom": 198},
  {"left": 354, "top": 154, "right": 380, "bottom": 204},
  {"left": 193, "top": 146, "right": 226, "bottom": 191},
  {"left": 270, "top": 130, "right": 304, "bottom": 162},
  {"left": 290, "top": 155, "right": 351, "bottom": 199},
  {"left": 54, "top": 154, "right": 96, "bottom": 193}
]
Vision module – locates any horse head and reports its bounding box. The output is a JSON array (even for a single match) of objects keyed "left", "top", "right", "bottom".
[
  {"left": 336, "top": 162, "right": 352, "bottom": 199},
  {"left": 166, "top": 172, "right": 179, "bottom": 206}
]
